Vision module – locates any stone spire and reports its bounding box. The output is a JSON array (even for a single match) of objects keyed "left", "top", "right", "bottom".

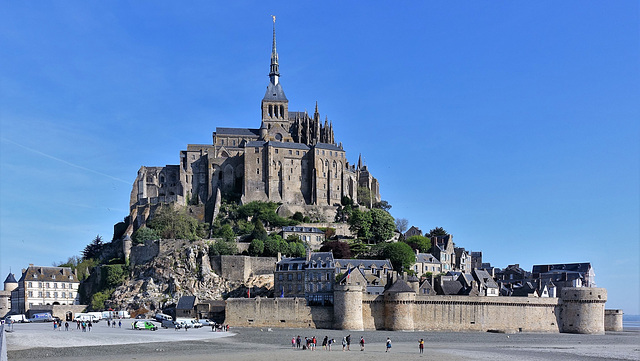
[{"left": 269, "top": 15, "right": 280, "bottom": 85}]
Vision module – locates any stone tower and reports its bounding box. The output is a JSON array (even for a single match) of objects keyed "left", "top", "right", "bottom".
[
  {"left": 333, "top": 268, "right": 365, "bottom": 330},
  {"left": 384, "top": 279, "right": 416, "bottom": 330},
  {"left": 559, "top": 287, "right": 607, "bottom": 334},
  {"left": 3, "top": 272, "right": 18, "bottom": 293}
]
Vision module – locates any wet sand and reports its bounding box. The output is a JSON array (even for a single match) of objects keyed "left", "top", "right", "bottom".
[{"left": 6, "top": 322, "right": 640, "bottom": 361}]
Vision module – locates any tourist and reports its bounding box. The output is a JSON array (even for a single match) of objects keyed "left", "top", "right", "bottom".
[
  {"left": 296, "top": 335, "right": 301, "bottom": 349},
  {"left": 107, "top": 319, "right": 110, "bottom": 327},
  {"left": 64, "top": 321, "right": 69, "bottom": 331},
  {"left": 312, "top": 336, "right": 317, "bottom": 350},
  {"left": 53, "top": 321, "right": 57, "bottom": 331},
  {"left": 419, "top": 338, "right": 424, "bottom": 354},
  {"left": 292, "top": 337, "right": 296, "bottom": 347},
  {"left": 118, "top": 320, "right": 122, "bottom": 328},
  {"left": 322, "top": 336, "right": 328, "bottom": 350},
  {"left": 360, "top": 336, "right": 365, "bottom": 351},
  {"left": 328, "top": 338, "right": 334, "bottom": 351},
  {"left": 385, "top": 337, "right": 392, "bottom": 352},
  {"left": 342, "top": 337, "right": 347, "bottom": 351},
  {"left": 346, "top": 334, "right": 351, "bottom": 350}
]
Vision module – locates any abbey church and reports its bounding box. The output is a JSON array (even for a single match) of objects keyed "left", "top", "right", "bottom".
[{"left": 129, "top": 21, "right": 380, "bottom": 231}]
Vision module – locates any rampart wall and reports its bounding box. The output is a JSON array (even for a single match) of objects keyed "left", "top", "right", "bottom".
[
  {"left": 225, "top": 297, "right": 333, "bottom": 328},
  {"left": 226, "top": 288, "right": 607, "bottom": 334}
]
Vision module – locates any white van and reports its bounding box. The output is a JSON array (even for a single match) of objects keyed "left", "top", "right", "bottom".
[
  {"left": 4, "top": 314, "right": 29, "bottom": 323},
  {"left": 74, "top": 313, "right": 100, "bottom": 322}
]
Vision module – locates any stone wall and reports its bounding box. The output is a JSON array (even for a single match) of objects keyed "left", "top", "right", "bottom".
[
  {"left": 210, "top": 255, "right": 276, "bottom": 282},
  {"left": 228, "top": 289, "right": 608, "bottom": 334},
  {"left": 604, "top": 309, "right": 623, "bottom": 331},
  {"left": 130, "top": 239, "right": 160, "bottom": 266},
  {"left": 225, "top": 297, "right": 333, "bottom": 328}
]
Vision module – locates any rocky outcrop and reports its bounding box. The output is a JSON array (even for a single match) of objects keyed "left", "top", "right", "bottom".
[{"left": 107, "top": 239, "right": 273, "bottom": 312}]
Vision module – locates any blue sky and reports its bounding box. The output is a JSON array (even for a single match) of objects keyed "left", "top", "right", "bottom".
[{"left": 1, "top": 2, "right": 638, "bottom": 314}]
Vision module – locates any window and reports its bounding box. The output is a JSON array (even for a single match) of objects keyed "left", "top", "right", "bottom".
[
  {"left": 54, "top": 292, "right": 58, "bottom": 298},
  {"left": 62, "top": 292, "right": 66, "bottom": 298},
  {"left": 289, "top": 150, "right": 292, "bottom": 155},
  {"left": 288, "top": 274, "right": 292, "bottom": 281},
  {"left": 257, "top": 169, "right": 260, "bottom": 174},
  {"left": 46, "top": 292, "right": 50, "bottom": 297},
  {"left": 52, "top": 275, "right": 56, "bottom": 279},
  {"left": 233, "top": 140, "right": 236, "bottom": 146},
  {"left": 28, "top": 282, "right": 32, "bottom": 287},
  {"left": 275, "top": 149, "right": 279, "bottom": 154},
  {"left": 297, "top": 273, "right": 302, "bottom": 280},
  {"left": 221, "top": 140, "right": 224, "bottom": 146},
  {"left": 296, "top": 151, "right": 299, "bottom": 155},
  {"left": 278, "top": 274, "right": 283, "bottom": 281},
  {"left": 28, "top": 291, "right": 33, "bottom": 297},
  {"left": 38, "top": 291, "right": 42, "bottom": 297}
]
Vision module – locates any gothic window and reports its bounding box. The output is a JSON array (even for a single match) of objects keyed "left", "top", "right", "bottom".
[
  {"left": 233, "top": 140, "right": 236, "bottom": 146},
  {"left": 289, "top": 150, "right": 292, "bottom": 155},
  {"left": 256, "top": 158, "right": 259, "bottom": 164},
  {"left": 280, "top": 105, "right": 284, "bottom": 118},
  {"left": 269, "top": 104, "right": 273, "bottom": 117},
  {"left": 257, "top": 169, "right": 259, "bottom": 174},
  {"left": 221, "top": 139, "right": 224, "bottom": 146}
]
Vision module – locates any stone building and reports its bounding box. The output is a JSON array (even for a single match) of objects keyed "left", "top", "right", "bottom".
[
  {"left": 10, "top": 265, "right": 80, "bottom": 314},
  {"left": 1, "top": 272, "right": 18, "bottom": 318},
  {"left": 454, "top": 247, "right": 471, "bottom": 273},
  {"left": 412, "top": 252, "right": 441, "bottom": 277},
  {"left": 431, "top": 235, "right": 456, "bottom": 272},
  {"left": 128, "top": 21, "right": 380, "bottom": 234},
  {"left": 532, "top": 263, "right": 595, "bottom": 287}
]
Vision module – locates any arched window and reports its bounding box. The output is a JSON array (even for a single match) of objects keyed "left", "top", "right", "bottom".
[
  {"left": 280, "top": 105, "right": 284, "bottom": 118},
  {"left": 269, "top": 104, "right": 273, "bottom": 117}
]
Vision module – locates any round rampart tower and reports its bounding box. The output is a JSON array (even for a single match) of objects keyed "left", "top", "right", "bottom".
[
  {"left": 384, "top": 279, "right": 416, "bottom": 331},
  {"left": 333, "top": 283, "right": 364, "bottom": 330},
  {"left": 604, "top": 309, "right": 623, "bottom": 332},
  {"left": 560, "top": 287, "right": 607, "bottom": 334}
]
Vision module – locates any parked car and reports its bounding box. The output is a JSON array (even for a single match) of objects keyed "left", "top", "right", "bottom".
[
  {"left": 161, "top": 319, "right": 182, "bottom": 329},
  {"left": 174, "top": 319, "right": 191, "bottom": 329},
  {"left": 133, "top": 320, "right": 158, "bottom": 331},
  {"left": 199, "top": 319, "right": 215, "bottom": 326},
  {"left": 190, "top": 319, "right": 203, "bottom": 328}
]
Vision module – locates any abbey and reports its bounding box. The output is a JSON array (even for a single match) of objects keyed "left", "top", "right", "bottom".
[{"left": 129, "top": 21, "right": 380, "bottom": 229}]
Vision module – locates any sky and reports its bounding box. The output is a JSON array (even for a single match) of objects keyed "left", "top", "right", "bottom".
[{"left": 1, "top": 2, "right": 638, "bottom": 314}]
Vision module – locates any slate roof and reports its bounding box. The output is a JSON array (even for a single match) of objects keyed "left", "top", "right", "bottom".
[
  {"left": 215, "top": 127, "right": 261, "bottom": 137},
  {"left": 177, "top": 296, "right": 197, "bottom": 310},
  {"left": 473, "top": 269, "right": 498, "bottom": 288},
  {"left": 4, "top": 273, "right": 17, "bottom": 284},
  {"left": 334, "top": 259, "right": 392, "bottom": 269},
  {"left": 282, "top": 226, "right": 324, "bottom": 234},
  {"left": 19, "top": 266, "right": 77, "bottom": 283},
  {"left": 268, "top": 141, "right": 310, "bottom": 150},
  {"left": 385, "top": 279, "right": 414, "bottom": 294},
  {"left": 416, "top": 253, "right": 440, "bottom": 264},
  {"left": 532, "top": 263, "right": 592, "bottom": 274},
  {"left": 315, "top": 143, "right": 343, "bottom": 151},
  {"left": 308, "top": 252, "right": 334, "bottom": 268},
  {"left": 263, "top": 82, "right": 288, "bottom": 102},
  {"left": 440, "top": 280, "right": 464, "bottom": 295}
]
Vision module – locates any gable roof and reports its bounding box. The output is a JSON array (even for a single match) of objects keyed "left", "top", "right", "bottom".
[
  {"left": 177, "top": 296, "right": 197, "bottom": 310},
  {"left": 440, "top": 280, "right": 464, "bottom": 295},
  {"left": 416, "top": 253, "right": 440, "bottom": 264},
  {"left": 215, "top": 127, "right": 261, "bottom": 137}
]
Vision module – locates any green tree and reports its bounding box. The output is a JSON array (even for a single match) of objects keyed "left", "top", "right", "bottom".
[
  {"left": 382, "top": 242, "right": 416, "bottom": 272},
  {"left": 292, "top": 211, "right": 304, "bottom": 222},
  {"left": 103, "top": 264, "right": 126, "bottom": 288},
  {"left": 403, "top": 235, "right": 431, "bottom": 253},
  {"left": 369, "top": 208, "right": 395, "bottom": 243},
  {"left": 90, "top": 290, "right": 113, "bottom": 311},
  {"left": 82, "top": 235, "right": 104, "bottom": 260},
  {"left": 348, "top": 240, "right": 369, "bottom": 257},
  {"left": 287, "top": 242, "right": 306, "bottom": 257},
  {"left": 217, "top": 224, "right": 236, "bottom": 242},
  {"left": 348, "top": 208, "right": 372, "bottom": 240},
  {"left": 132, "top": 226, "right": 160, "bottom": 245},
  {"left": 147, "top": 205, "right": 204, "bottom": 241},
  {"left": 373, "top": 200, "right": 392, "bottom": 212},
  {"left": 263, "top": 235, "right": 284, "bottom": 257},
  {"left": 248, "top": 239, "right": 264, "bottom": 256},
  {"left": 427, "top": 227, "right": 448, "bottom": 238},
  {"left": 210, "top": 239, "right": 238, "bottom": 255},
  {"left": 251, "top": 219, "right": 268, "bottom": 241}
]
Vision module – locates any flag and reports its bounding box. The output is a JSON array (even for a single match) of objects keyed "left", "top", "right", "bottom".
[
  {"left": 247, "top": 288, "right": 250, "bottom": 298},
  {"left": 347, "top": 268, "right": 351, "bottom": 279}
]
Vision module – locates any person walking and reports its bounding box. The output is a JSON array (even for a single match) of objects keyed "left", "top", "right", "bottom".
[
  {"left": 419, "top": 339, "right": 424, "bottom": 354},
  {"left": 328, "top": 338, "right": 334, "bottom": 351},
  {"left": 385, "top": 337, "right": 392, "bottom": 352},
  {"left": 360, "top": 336, "right": 365, "bottom": 351},
  {"left": 296, "top": 335, "right": 301, "bottom": 349},
  {"left": 346, "top": 334, "right": 351, "bottom": 351},
  {"left": 322, "top": 336, "right": 328, "bottom": 350},
  {"left": 342, "top": 337, "right": 347, "bottom": 351}
]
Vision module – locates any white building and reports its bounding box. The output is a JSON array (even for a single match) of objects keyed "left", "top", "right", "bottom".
[{"left": 11, "top": 264, "right": 80, "bottom": 314}]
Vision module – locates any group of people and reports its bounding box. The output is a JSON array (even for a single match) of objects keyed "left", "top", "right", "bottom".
[
  {"left": 291, "top": 334, "right": 366, "bottom": 352},
  {"left": 106, "top": 319, "right": 122, "bottom": 328},
  {"left": 291, "top": 335, "right": 426, "bottom": 354}
]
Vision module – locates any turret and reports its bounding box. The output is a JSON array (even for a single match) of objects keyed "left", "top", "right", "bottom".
[
  {"left": 333, "top": 268, "right": 365, "bottom": 330},
  {"left": 560, "top": 287, "right": 607, "bottom": 334},
  {"left": 3, "top": 272, "right": 17, "bottom": 292},
  {"left": 384, "top": 279, "right": 416, "bottom": 330}
]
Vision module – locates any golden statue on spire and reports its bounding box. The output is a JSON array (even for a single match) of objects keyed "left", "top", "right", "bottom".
[{"left": 271, "top": 15, "right": 276, "bottom": 23}]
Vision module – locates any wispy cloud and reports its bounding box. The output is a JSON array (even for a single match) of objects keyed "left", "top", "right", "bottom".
[{"left": 1, "top": 137, "right": 129, "bottom": 184}]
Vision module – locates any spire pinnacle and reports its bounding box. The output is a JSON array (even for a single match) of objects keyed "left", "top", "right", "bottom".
[{"left": 269, "top": 15, "right": 280, "bottom": 85}]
